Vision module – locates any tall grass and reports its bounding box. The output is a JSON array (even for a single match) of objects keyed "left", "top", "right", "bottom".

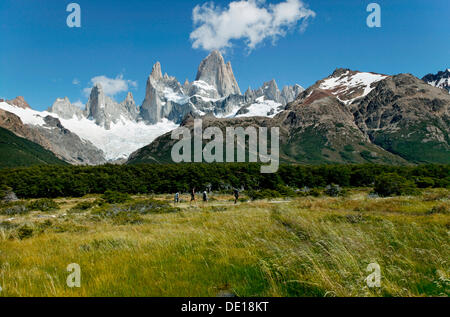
[{"left": 0, "top": 189, "right": 448, "bottom": 297}]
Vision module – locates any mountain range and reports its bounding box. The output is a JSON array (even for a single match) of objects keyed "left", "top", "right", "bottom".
[
  {"left": 128, "top": 68, "right": 450, "bottom": 165},
  {"left": 0, "top": 50, "right": 303, "bottom": 165},
  {"left": 0, "top": 51, "right": 449, "bottom": 167}
]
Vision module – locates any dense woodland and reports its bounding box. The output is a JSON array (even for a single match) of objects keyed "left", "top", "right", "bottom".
[{"left": 0, "top": 163, "right": 448, "bottom": 199}]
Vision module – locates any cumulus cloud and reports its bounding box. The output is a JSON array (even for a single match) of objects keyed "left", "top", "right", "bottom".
[
  {"left": 190, "top": 0, "right": 315, "bottom": 52},
  {"left": 83, "top": 74, "right": 137, "bottom": 97}
]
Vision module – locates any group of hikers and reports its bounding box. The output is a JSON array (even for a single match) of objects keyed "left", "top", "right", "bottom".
[{"left": 173, "top": 187, "right": 240, "bottom": 205}]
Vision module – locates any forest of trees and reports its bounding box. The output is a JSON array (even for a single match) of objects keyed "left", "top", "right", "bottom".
[{"left": 0, "top": 163, "right": 448, "bottom": 199}]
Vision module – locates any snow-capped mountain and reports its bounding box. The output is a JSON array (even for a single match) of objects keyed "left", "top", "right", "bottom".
[
  {"left": 140, "top": 50, "right": 304, "bottom": 123},
  {"left": 0, "top": 50, "right": 304, "bottom": 164},
  {"left": 0, "top": 100, "right": 177, "bottom": 162},
  {"left": 316, "top": 68, "right": 388, "bottom": 105},
  {"left": 422, "top": 69, "right": 450, "bottom": 93}
]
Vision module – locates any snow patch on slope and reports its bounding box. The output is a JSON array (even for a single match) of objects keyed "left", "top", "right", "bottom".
[
  {"left": 0, "top": 102, "right": 178, "bottom": 160},
  {"left": 320, "top": 71, "right": 387, "bottom": 104},
  {"left": 235, "top": 96, "right": 283, "bottom": 118},
  {"left": 163, "top": 87, "right": 189, "bottom": 104}
]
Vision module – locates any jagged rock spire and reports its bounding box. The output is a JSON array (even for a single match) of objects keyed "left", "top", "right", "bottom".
[
  {"left": 195, "top": 50, "right": 241, "bottom": 97},
  {"left": 49, "top": 97, "right": 84, "bottom": 119},
  {"left": 150, "top": 62, "right": 163, "bottom": 80}
]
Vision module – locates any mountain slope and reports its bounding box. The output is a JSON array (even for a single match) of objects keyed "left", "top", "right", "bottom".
[
  {"left": 127, "top": 70, "right": 449, "bottom": 165},
  {"left": 353, "top": 73, "right": 450, "bottom": 163},
  {"left": 278, "top": 89, "right": 407, "bottom": 164},
  {"left": 422, "top": 69, "right": 450, "bottom": 93},
  {"left": 0, "top": 102, "right": 107, "bottom": 165},
  {"left": 0, "top": 126, "right": 67, "bottom": 168}
]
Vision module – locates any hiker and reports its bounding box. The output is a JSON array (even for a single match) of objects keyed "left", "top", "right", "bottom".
[
  {"left": 174, "top": 192, "right": 179, "bottom": 204},
  {"left": 202, "top": 190, "right": 208, "bottom": 203},
  {"left": 190, "top": 187, "right": 196, "bottom": 205},
  {"left": 233, "top": 188, "right": 239, "bottom": 204}
]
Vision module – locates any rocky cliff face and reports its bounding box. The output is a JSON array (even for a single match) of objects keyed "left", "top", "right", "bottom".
[
  {"left": 194, "top": 50, "right": 241, "bottom": 98},
  {"left": 121, "top": 92, "right": 139, "bottom": 120},
  {"left": 0, "top": 107, "right": 106, "bottom": 165},
  {"left": 140, "top": 62, "right": 190, "bottom": 124},
  {"left": 422, "top": 69, "right": 450, "bottom": 93},
  {"left": 6, "top": 96, "right": 31, "bottom": 109},
  {"left": 35, "top": 116, "right": 107, "bottom": 165},
  {"left": 353, "top": 73, "right": 450, "bottom": 163},
  {"left": 0, "top": 109, "right": 54, "bottom": 152},
  {"left": 85, "top": 83, "right": 138, "bottom": 129},
  {"left": 140, "top": 50, "right": 303, "bottom": 124},
  {"left": 48, "top": 97, "right": 85, "bottom": 119}
]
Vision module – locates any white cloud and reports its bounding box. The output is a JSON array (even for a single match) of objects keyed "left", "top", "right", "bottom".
[
  {"left": 83, "top": 74, "right": 137, "bottom": 97},
  {"left": 72, "top": 78, "right": 80, "bottom": 85},
  {"left": 72, "top": 100, "right": 84, "bottom": 109},
  {"left": 190, "top": 0, "right": 315, "bottom": 52}
]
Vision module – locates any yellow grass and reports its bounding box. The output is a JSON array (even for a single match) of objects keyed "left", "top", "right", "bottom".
[{"left": 0, "top": 189, "right": 449, "bottom": 297}]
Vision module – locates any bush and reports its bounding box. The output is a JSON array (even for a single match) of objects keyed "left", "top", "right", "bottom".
[
  {"left": 434, "top": 176, "right": 450, "bottom": 188},
  {"left": 92, "top": 199, "right": 180, "bottom": 223},
  {"left": 275, "top": 184, "right": 296, "bottom": 197},
  {"left": 426, "top": 204, "right": 449, "bottom": 215},
  {"left": 374, "top": 173, "right": 419, "bottom": 197},
  {"left": 109, "top": 212, "right": 145, "bottom": 225},
  {"left": 102, "top": 190, "right": 131, "bottom": 204},
  {"left": 27, "top": 198, "right": 59, "bottom": 212},
  {"left": 18, "top": 225, "right": 33, "bottom": 239},
  {"left": 0, "top": 184, "right": 18, "bottom": 202},
  {"left": 308, "top": 188, "right": 322, "bottom": 197},
  {"left": 324, "top": 184, "right": 345, "bottom": 197},
  {"left": 247, "top": 189, "right": 281, "bottom": 201},
  {"left": 69, "top": 201, "right": 95, "bottom": 213},
  {"left": 0, "top": 184, "right": 11, "bottom": 200},
  {"left": 414, "top": 177, "right": 435, "bottom": 188},
  {"left": 0, "top": 201, "right": 30, "bottom": 215}
]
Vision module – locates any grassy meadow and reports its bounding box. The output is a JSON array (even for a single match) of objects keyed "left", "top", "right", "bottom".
[{"left": 0, "top": 189, "right": 449, "bottom": 297}]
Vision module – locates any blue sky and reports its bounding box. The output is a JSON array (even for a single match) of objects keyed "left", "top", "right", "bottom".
[{"left": 0, "top": 0, "right": 448, "bottom": 110}]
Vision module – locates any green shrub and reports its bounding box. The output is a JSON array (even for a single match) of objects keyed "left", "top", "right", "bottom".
[
  {"left": 434, "top": 176, "right": 450, "bottom": 188},
  {"left": 69, "top": 201, "right": 95, "bottom": 213},
  {"left": 0, "top": 184, "right": 11, "bottom": 200},
  {"left": 275, "top": 184, "right": 296, "bottom": 197},
  {"left": 18, "top": 225, "right": 33, "bottom": 239},
  {"left": 374, "top": 173, "right": 419, "bottom": 197},
  {"left": 247, "top": 189, "right": 281, "bottom": 201},
  {"left": 102, "top": 190, "right": 131, "bottom": 204},
  {"left": 110, "top": 212, "right": 145, "bottom": 225},
  {"left": 426, "top": 204, "right": 449, "bottom": 215},
  {"left": 360, "top": 150, "right": 375, "bottom": 161},
  {"left": 0, "top": 201, "right": 30, "bottom": 215},
  {"left": 27, "top": 198, "right": 59, "bottom": 212},
  {"left": 91, "top": 199, "right": 179, "bottom": 223},
  {"left": 343, "top": 144, "right": 355, "bottom": 152},
  {"left": 324, "top": 184, "right": 345, "bottom": 197},
  {"left": 93, "top": 198, "right": 108, "bottom": 206},
  {"left": 308, "top": 188, "right": 322, "bottom": 197},
  {"left": 414, "top": 177, "right": 435, "bottom": 188}
]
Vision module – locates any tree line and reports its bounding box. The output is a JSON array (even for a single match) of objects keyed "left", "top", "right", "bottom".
[{"left": 0, "top": 163, "right": 448, "bottom": 199}]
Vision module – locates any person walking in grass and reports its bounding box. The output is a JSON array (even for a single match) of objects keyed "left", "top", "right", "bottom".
[
  {"left": 233, "top": 188, "right": 240, "bottom": 204},
  {"left": 174, "top": 192, "right": 179, "bottom": 205},
  {"left": 202, "top": 190, "right": 208, "bottom": 203},
  {"left": 190, "top": 187, "right": 196, "bottom": 205}
]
